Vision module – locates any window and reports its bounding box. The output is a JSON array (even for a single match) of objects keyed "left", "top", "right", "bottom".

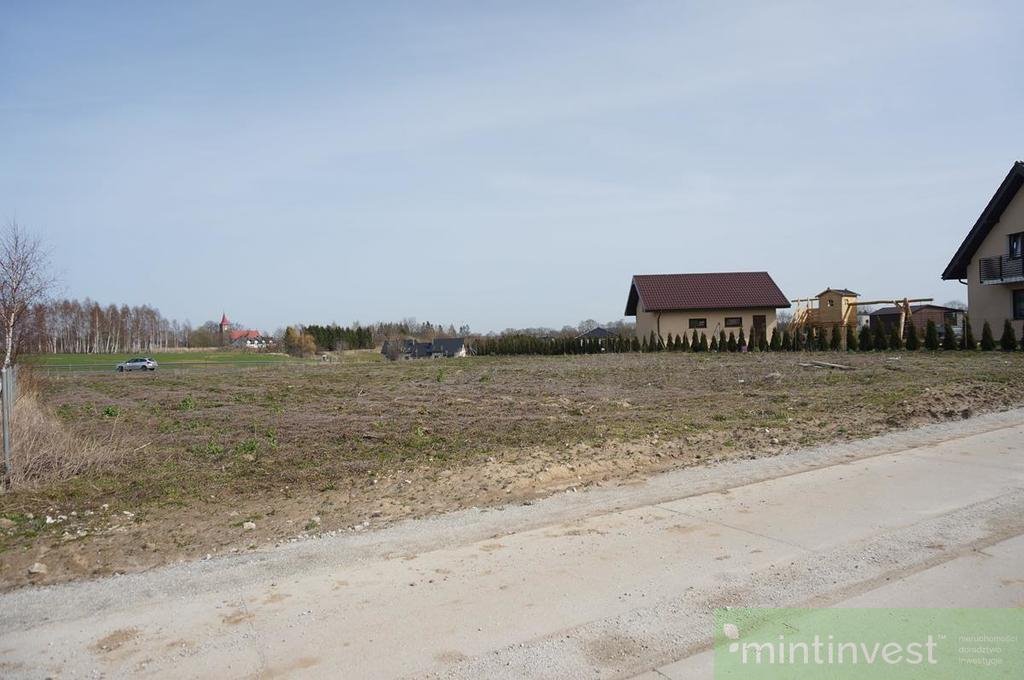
[
  {"left": 1011, "top": 233, "right": 1023, "bottom": 259},
  {"left": 688, "top": 318, "right": 707, "bottom": 329},
  {"left": 1014, "top": 290, "right": 1024, "bottom": 320},
  {"left": 827, "top": 299, "right": 835, "bottom": 307},
  {"left": 724, "top": 317, "right": 742, "bottom": 327}
]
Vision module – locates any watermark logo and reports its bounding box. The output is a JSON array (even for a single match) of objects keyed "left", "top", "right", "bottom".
[{"left": 714, "top": 608, "right": 1023, "bottom": 679}]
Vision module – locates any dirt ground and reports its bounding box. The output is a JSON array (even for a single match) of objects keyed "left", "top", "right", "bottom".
[{"left": 2, "top": 351, "right": 1023, "bottom": 588}]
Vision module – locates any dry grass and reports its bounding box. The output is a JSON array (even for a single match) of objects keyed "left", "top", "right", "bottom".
[{"left": 7, "top": 371, "right": 126, "bottom": 488}]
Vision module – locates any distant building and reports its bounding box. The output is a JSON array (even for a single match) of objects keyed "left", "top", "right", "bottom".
[
  {"left": 219, "top": 313, "right": 271, "bottom": 349},
  {"left": 430, "top": 338, "right": 469, "bottom": 358},
  {"left": 624, "top": 272, "right": 790, "bottom": 345},
  {"left": 382, "top": 337, "right": 468, "bottom": 360},
  {"left": 575, "top": 327, "right": 617, "bottom": 340},
  {"left": 869, "top": 304, "right": 964, "bottom": 339}
]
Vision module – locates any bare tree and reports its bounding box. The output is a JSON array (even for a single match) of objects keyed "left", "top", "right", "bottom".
[{"left": 0, "top": 221, "right": 55, "bottom": 366}]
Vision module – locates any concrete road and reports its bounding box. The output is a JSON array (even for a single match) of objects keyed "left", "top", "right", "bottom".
[{"left": 2, "top": 409, "right": 1023, "bottom": 679}]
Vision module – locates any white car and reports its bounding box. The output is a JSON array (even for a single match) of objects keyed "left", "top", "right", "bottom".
[{"left": 116, "top": 357, "right": 158, "bottom": 372}]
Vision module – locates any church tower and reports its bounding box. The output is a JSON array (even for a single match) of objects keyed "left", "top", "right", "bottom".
[{"left": 220, "top": 312, "right": 230, "bottom": 346}]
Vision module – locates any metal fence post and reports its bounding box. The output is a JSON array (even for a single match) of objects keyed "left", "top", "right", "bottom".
[{"left": 1, "top": 366, "right": 10, "bottom": 491}]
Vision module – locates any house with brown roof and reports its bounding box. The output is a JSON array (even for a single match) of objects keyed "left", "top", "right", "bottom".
[
  {"left": 624, "top": 272, "right": 790, "bottom": 345},
  {"left": 942, "top": 161, "right": 1024, "bottom": 336}
]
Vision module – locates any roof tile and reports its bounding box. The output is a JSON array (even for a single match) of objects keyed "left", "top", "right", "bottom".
[{"left": 625, "top": 272, "right": 790, "bottom": 314}]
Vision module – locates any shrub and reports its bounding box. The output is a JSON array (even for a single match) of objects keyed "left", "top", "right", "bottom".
[
  {"left": 719, "top": 330, "right": 727, "bottom": 351},
  {"left": 737, "top": 329, "right": 746, "bottom": 350},
  {"left": 781, "top": 329, "right": 792, "bottom": 351},
  {"left": 924, "top": 320, "right": 939, "bottom": 350},
  {"left": 709, "top": 335, "right": 719, "bottom": 352},
  {"left": 648, "top": 331, "right": 659, "bottom": 352},
  {"left": 758, "top": 330, "right": 768, "bottom": 352},
  {"left": 830, "top": 326, "right": 841, "bottom": 351},
  {"left": 769, "top": 328, "right": 781, "bottom": 351},
  {"left": 845, "top": 325, "right": 858, "bottom": 351},
  {"left": 674, "top": 334, "right": 683, "bottom": 351},
  {"left": 980, "top": 321, "right": 995, "bottom": 351},
  {"left": 728, "top": 331, "right": 738, "bottom": 352},
  {"left": 905, "top": 323, "right": 919, "bottom": 350},
  {"left": 942, "top": 323, "right": 958, "bottom": 350},
  {"left": 816, "top": 327, "right": 828, "bottom": 352},
  {"left": 858, "top": 325, "right": 871, "bottom": 351},
  {"left": 1000, "top": 320, "right": 1017, "bottom": 351},
  {"left": 888, "top": 324, "right": 903, "bottom": 350},
  {"left": 691, "top": 330, "right": 700, "bottom": 352},
  {"left": 283, "top": 326, "right": 317, "bottom": 357},
  {"left": 961, "top": 316, "right": 976, "bottom": 350},
  {"left": 699, "top": 333, "right": 709, "bottom": 352},
  {"left": 680, "top": 333, "right": 690, "bottom": 351},
  {"left": 872, "top": 323, "right": 888, "bottom": 351}
]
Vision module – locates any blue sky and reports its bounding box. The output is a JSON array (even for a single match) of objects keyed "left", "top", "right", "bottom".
[{"left": 2, "top": 1, "right": 1022, "bottom": 333}]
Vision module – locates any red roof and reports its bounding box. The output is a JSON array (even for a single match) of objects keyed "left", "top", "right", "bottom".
[
  {"left": 229, "top": 329, "right": 263, "bottom": 341},
  {"left": 625, "top": 272, "right": 790, "bottom": 315}
]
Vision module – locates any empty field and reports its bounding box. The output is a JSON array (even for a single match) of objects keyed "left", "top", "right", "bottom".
[{"left": 1, "top": 351, "right": 1023, "bottom": 588}]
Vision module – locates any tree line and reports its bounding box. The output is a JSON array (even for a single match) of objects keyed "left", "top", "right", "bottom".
[
  {"left": 20, "top": 299, "right": 190, "bottom": 354},
  {"left": 304, "top": 324, "right": 375, "bottom": 351},
  {"left": 471, "top": 316, "right": 1024, "bottom": 356}
]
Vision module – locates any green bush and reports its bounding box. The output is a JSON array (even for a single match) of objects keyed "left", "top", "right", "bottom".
[
  {"left": 769, "top": 328, "right": 780, "bottom": 351},
  {"left": 872, "top": 324, "right": 888, "bottom": 351},
  {"left": 905, "top": 323, "right": 919, "bottom": 350},
  {"left": 858, "top": 325, "right": 871, "bottom": 351},
  {"left": 830, "top": 326, "right": 841, "bottom": 351},
  {"left": 1000, "top": 320, "right": 1017, "bottom": 351},
  {"left": 980, "top": 321, "right": 995, "bottom": 351},
  {"left": 942, "top": 323, "right": 958, "bottom": 350},
  {"left": 710, "top": 335, "right": 719, "bottom": 352},
  {"left": 924, "top": 320, "right": 939, "bottom": 350},
  {"left": 815, "top": 327, "right": 828, "bottom": 351},
  {"left": 888, "top": 324, "right": 903, "bottom": 350},
  {"left": 781, "top": 329, "right": 792, "bottom": 351},
  {"left": 845, "top": 325, "right": 858, "bottom": 351}
]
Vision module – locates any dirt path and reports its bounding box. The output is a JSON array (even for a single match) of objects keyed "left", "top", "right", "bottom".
[{"left": 2, "top": 408, "right": 1022, "bottom": 679}]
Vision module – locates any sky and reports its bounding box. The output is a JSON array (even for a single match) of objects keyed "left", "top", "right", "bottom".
[{"left": 2, "top": 1, "right": 1023, "bottom": 333}]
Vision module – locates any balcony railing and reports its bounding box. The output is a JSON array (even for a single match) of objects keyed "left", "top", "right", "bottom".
[{"left": 979, "top": 254, "right": 1024, "bottom": 284}]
